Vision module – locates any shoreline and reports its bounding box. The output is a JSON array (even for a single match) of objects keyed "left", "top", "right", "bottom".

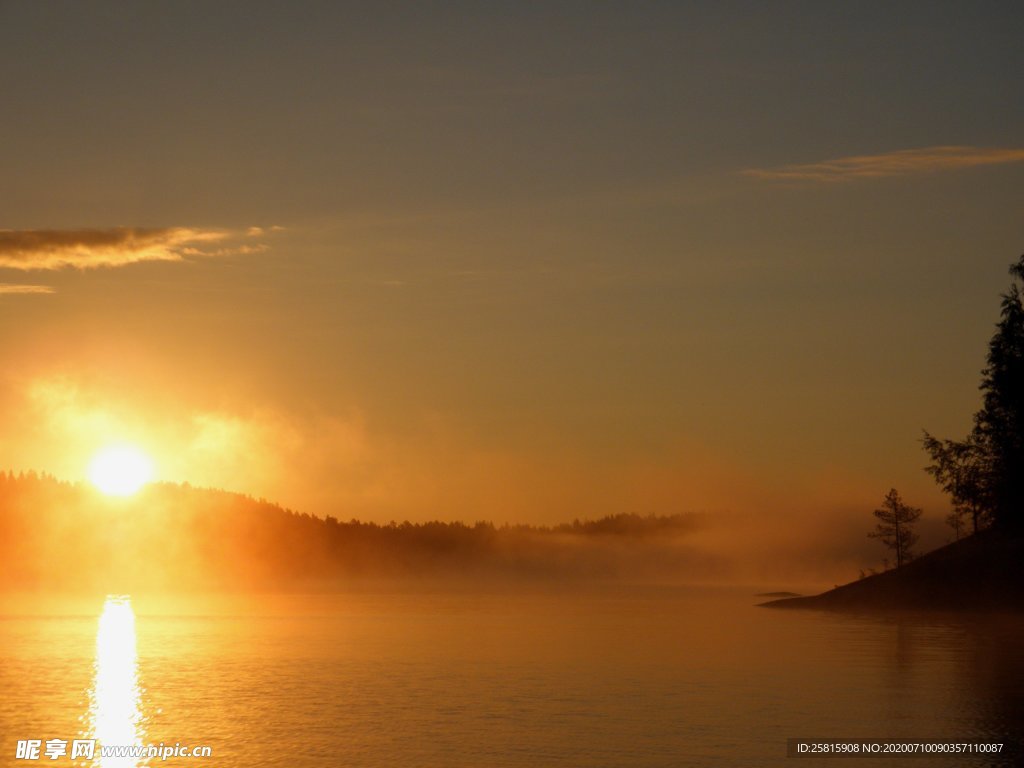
[{"left": 760, "top": 532, "right": 1024, "bottom": 613}]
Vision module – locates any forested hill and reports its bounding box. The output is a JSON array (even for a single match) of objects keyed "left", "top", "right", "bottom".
[{"left": 0, "top": 471, "right": 718, "bottom": 591}]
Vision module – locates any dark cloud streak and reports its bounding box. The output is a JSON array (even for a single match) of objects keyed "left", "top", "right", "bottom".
[
  {"left": 0, "top": 227, "right": 268, "bottom": 271},
  {"left": 744, "top": 146, "right": 1024, "bottom": 183}
]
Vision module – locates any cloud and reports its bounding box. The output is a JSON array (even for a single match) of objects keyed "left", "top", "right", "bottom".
[
  {"left": 744, "top": 145, "right": 1024, "bottom": 183},
  {"left": 0, "top": 283, "right": 55, "bottom": 295},
  {"left": 0, "top": 226, "right": 270, "bottom": 271},
  {"left": 246, "top": 225, "right": 285, "bottom": 237}
]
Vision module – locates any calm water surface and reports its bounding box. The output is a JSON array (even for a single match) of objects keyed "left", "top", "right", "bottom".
[{"left": 1, "top": 587, "right": 1022, "bottom": 767}]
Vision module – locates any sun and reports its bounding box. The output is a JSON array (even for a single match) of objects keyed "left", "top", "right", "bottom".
[{"left": 88, "top": 445, "right": 154, "bottom": 497}]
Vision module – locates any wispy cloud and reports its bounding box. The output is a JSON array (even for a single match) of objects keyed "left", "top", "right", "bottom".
[
  {"left": 0, "top": 283, "right": 55, "bottom": 295},
  {"left": 0, "top": 226, "right": 272, "bottom": 271},
  {"left": 744, "top": 145, "right": 1024, "bottom": 183}
]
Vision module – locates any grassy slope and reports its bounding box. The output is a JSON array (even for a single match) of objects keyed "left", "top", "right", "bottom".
[{"left": 762, "top": 531, "right": 1024, "bottom": 612}]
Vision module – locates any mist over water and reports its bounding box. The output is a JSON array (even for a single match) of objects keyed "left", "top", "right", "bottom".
[
  {"left": 2, "top": 588, "right": 1022, "bottom": 767},
  {"left": 0, "top": 473, "right": 914, "bottom": 592}
]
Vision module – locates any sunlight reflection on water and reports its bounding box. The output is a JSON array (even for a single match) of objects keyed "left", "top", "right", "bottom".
[{"left": 88, "top": 596, "right": 145, "bottom": 768}]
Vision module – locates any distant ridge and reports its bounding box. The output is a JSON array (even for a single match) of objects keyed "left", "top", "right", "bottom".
[
  {"left": 0, "top": 471, "right": 720, "bottom": 591},
  {"left": 761, "top": 532, "right": 1024, "bottom": 612}
]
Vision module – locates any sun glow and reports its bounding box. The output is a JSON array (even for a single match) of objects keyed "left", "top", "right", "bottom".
[{"left": 88, "top": 445, "right": 154, "bottom": 496}]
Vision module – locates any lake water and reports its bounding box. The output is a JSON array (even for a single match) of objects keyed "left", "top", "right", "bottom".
[{"left": 1, "top": 586, "right": 1022, "bottom": 767}]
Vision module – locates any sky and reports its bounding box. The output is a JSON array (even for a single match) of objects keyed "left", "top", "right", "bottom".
[{"left": 1, "top": 1, "right": 1022, "bottom": 560}]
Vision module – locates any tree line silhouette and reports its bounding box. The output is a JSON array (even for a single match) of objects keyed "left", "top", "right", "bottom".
[
  {"left": 924, "top": 254, "right": 1024, "bottom": 537},
  {"left": 0, "top": 471, "right": 713, "bottom": 591},
  {"left": 869, "top": 253, "right": 1024, "bottom": 569}
]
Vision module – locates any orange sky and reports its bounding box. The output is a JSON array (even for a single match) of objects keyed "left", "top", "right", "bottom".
[{"left": 0, "top": 3, "right": 1022, "bottom": 547}]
